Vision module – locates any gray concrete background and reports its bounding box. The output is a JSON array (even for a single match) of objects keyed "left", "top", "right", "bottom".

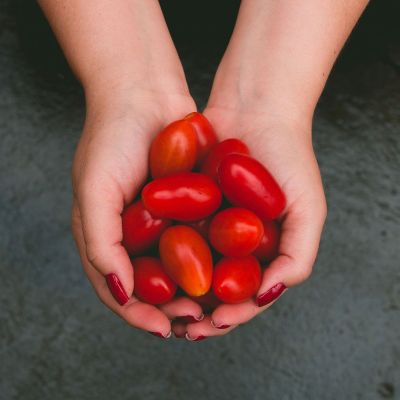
[{"left": 0, "top": 1, "right": 399, "bottom": 399}]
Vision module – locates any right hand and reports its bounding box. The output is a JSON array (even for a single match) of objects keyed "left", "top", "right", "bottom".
[{"left": 71, "top": 88, "right": 204, "bottom": 338}]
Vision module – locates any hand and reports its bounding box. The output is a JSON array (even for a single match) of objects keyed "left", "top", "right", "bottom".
[
  {"left": 71, "top": 88, "right": 204, "bottom": 337},
  {"left": 177, "top": 106, "right": 327, "bottom": 340}
]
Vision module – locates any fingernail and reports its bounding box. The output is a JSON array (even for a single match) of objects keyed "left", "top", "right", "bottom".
[
  {"left": 149, "top": 331, "right": 172, "bottom": 339},
  {"left": 256, "top": 283, "right": 287, "bottom": 307},
  {"left": 210, "top": 320, "right": 231, "bottom": 329},
  {"left": 185, "top": 333, "right": 207, "bottom": 342},
  {"left": 181, "top": 313, "right": 205, "bottom": 324},
  {"left": 106, "top": 273, "right": 129, "bottom": 305}
]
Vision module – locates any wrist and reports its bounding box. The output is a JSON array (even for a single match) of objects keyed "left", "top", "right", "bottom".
[
  {"left": 207, "top": 86, "right": 314, "bottom": 136},
  {"left": 84, "top": 83, "right": 195, "bottom": 126},
  {"left": 207, "top": 56, "right": 317, "bottom": 128}
]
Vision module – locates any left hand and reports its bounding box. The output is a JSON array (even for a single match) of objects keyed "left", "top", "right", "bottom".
[{"left": 173, "top": 106, "right": 327, "bottom": 340}]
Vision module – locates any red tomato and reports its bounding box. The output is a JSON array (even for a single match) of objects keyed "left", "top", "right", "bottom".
[
  {"left": 218, "top": 154, "right": 286, "bottom": 220},
  {"left": 149, "top": 119, "right": 197, "bottom": 178},
  {"left": 122, "top": 200, "right": 171, "bottom": 256},
  {"left": 141, "top": 172, "right": 222, "bottom": 222},
  {"left": 209, "top": 207, "right": 264, "bottom": 257},
  {"left": 212, "top": 256, "right": 262, "bottom": 304},
  {"left": 201, "top": 138, "right": 250, "bottom": 181},
  {"left": 253, "top": 221, "right": 280, "bottom": 263},
  {"left": 183, "top": 112, "right": 218, "bottom": 165},
  {"left": 133, "top": 257, "right": 177, "bottom": 305},
  {"left": 159, "top": 225, "right": 213, "bottom": 297}
]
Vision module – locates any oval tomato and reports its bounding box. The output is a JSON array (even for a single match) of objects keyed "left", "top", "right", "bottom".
[
  {"left": 218, "top": 154, "right": 286, "bottom": 220},
  {"left": 122, "top": 200, "right": 171, "bottom": 256},
  {"left": 159, "top": 225, "right": 213, "bottom": 297},
  {"left": 212, "top": 256, "right": 262, "bottom": 304},
  {"left": 141, "top": 172, "right": 222, "bottom": 221},
  {"left": 149, "top": 119, "right": 197, "bottom": 178},
  {"left": 209, "top": 207, "right": 264, "bottom": 257},
  {"left": 201, "top": 138, "right": 250, "bottom": 181},
  {"left": 183, "top": 112, "right": 218, "bottom": 165},
  {"left": 133, "top": 257, "right": 177, "bottom": 305},
  {"left": 253, "top": 220, "right": 280, "bottom": 263}
]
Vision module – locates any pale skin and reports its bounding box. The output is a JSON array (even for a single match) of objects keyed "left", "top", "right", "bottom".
[{"left": 39, "top": 0, "right": 368, "bottom": 340}]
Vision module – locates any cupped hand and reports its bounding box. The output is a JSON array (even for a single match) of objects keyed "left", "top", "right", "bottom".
[
  {"left": 71, "top": 89, "right": 204, "bottom": 337},
  {"left": 179, "top": 107, "right": 327, "bottom": 340}
]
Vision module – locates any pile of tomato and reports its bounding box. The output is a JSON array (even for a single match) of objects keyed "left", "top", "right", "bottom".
[{"left": 122, "top": 112, "right": 285, "bottom": 310}]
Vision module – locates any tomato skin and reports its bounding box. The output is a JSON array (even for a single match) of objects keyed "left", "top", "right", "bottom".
[
  {"left": 201, "top": 138, "right": 250, "bottom": 181},
  {"left": 141, "top": 172, "right": 222, "bottom": 222},
  {"left": 212, "top": 256, "right": 262, "bottom": 304},
  {"left": 133, "top": 257, "right": 177, "bottom": 305},
  {"left": 122, "top": 200, "right": 171, "bottom": 256},
  {"left": 253, "top": 221, "right": 280, "bottom": 263},
  {"left": 209, "top": 207, "right": 264, "bottom": 257},
  {"left": 149, "top": 119, "right": 197, "bottom": 179},
  {"left": 218, "top": 154, "right": 286, "bottom": 220},
  {"left": 159, "top": 225, "right": 213, "bottom": 297},
  {"left": 184, "top": 112, "right": 218, "bottom": 165}
]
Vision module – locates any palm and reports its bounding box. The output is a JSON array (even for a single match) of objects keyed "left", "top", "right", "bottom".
[
  {"left": 72, "top": 94, "right": 205, "bottom": 336},
  {"left": 175, "top": 106, "right": 327, "bottom": 339}
]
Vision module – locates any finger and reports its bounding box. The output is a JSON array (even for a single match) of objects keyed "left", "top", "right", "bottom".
[
  {"left": 256, "top": 198, "right": 327, "bottom": 308},
  {"left": 186, "top": 315, "right": 238, "bottom": 341},
  {"left": 159, "top": 296, "right": 204, "bottom": 323},
  {"left": 210, "top": 299, "right": 274, "bottom": 328},
  {"left": 72, "top": 204, "right": 171, "bottom": 337},
  {"left": 76, "top": 175, "right": 135, "bottom": 304},
  {"left": 171, "top": 321, "right": 187, "bottom": 339}
]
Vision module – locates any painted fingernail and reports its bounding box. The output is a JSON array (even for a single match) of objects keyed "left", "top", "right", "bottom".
[
  {"left": 256, "top": 283, "right": 287, "bottom": 307},
  {"left": 181, "top": 313, "right": 205, "bottom": 324},
  {"left": 105, "top": 273, "right": 129, "bottom": 305},
  {"left": 185, "top": 333, "right": 207, "bottom": 342},
  {"left": 211, "top": 320, "right": 230, "bottom": 329},
  {"left": 216, "top": 324, "right": 231, "bottom": 330},
  {"left": 149, "top": 331, "right": 172, "bottom": 339}
]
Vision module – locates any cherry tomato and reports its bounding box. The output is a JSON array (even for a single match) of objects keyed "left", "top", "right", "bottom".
[
  {"left": 253, "top": 220, "right": 280, "bottom": 263},
  {"left": 218, "top": 154, "right": 286, "bottom": 220},
  {"left": 149, "top": 119, "right": 197, "bottom": 178},
  {"left": 212, "top": 256, "right": 262, "bottom": 304},
  {"left": 201, "top": 138, "right": 250, "bottom": 181},
  {"left": 183, "top": 112, "right": 218, "bottom": 165},
  {"left": 122, "top": 200, "right": 171, "bottom": 256},
  {"left": 209, "top": 207, "right": 264, "bottom": 257},
  {"left": 141, "top": 172, "right": 222, "bottom": 221},
  {"left": 133, "top": 257, "right": 177, "bottom": 305},
  {"left": 159, "top": 225, "right": 213, "bottom": 297}
]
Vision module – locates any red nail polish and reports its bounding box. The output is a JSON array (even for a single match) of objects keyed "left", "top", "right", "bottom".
[
  {"left": 186, "top": 333, "right": 207, "bottom": 341},
  {"left": 216, "top": 324, "right": 231, "bottom": 330},
  {"left": 257, "top": 283, "right": 287, "bottom": 307},
  {"left": 180, "top": 314, "right": 204, "bottom": 324},
  {"left": 149, "top": 332, "right": 168, "bottom": 339},
  {"left": 106, "top": 273, "right": 129, "bottom": 305}
]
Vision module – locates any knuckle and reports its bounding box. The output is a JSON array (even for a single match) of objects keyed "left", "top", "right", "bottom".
[
  {"left": 294, "top": 263, "right": 313, "bottom": 283},
  {"left": 320, "top": 198, "right": 328, "bottom": 222},
  {"left": 85, "top": 242, "right": 104, "bottom": 266}
]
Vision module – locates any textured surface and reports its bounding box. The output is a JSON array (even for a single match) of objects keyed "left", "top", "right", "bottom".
[{"left": 1, "top": 1, "right": 399, "bottom": 399}]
